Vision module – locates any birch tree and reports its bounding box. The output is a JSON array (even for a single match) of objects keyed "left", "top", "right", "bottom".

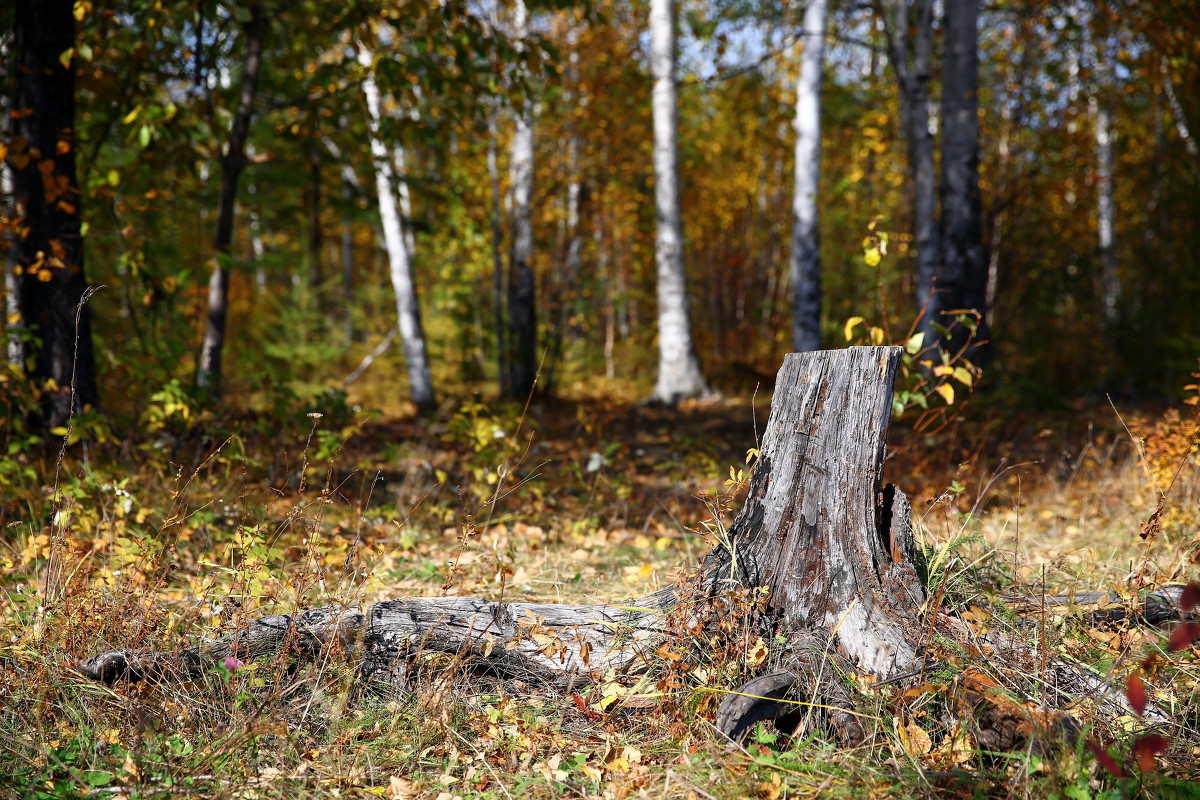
[
  {"left": 196, "top": 2, "right": 266, "bottom": 398},
  {"left": 789, "top": 0, "right": 830, "bottom": 353},
  {"left": 649, "top": 0, "right": 710, "bottom": 403},
  {"left": 506, "top": 0, "right": 538, "bottom": 399},
  {"left": 1089, "top": 41, "right": 1119, "bottom": 328},
  {"left": 358, "top": 48, "right": 435, "bottom": 410}
]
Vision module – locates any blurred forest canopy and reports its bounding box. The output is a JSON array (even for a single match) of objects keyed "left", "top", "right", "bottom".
[{"left": 2, "top": 0, "right": 1200, "bottom": 424}]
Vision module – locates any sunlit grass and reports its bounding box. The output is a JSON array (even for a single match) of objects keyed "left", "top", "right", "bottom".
[{"left": 1, "top": 391, "right": 1197, "bottom": 797}]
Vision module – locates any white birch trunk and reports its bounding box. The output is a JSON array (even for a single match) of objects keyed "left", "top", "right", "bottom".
[
  {"left": 1089, "top": 46, "right": 1119, "bottom": 327},
  {"left": 359, "top": 49, "right": 435, "bottom": 410},
  {"left": 1161, "top": 57, "right": 1199, "bottom": 165},
  {"left": 2, "top": 126, "right": 21, "bottom": 366},
  {"left": 649, "top": 0, "right": 710, "bottom": 403},
  {"left": 506, "top": 0, "right": 538, "bottom": 398},
  {"left": 391, "top": 145, "right": 417, "bottom": 260},
  {"left": 789, "top": 0, "right": 828, "bottom": 353}
]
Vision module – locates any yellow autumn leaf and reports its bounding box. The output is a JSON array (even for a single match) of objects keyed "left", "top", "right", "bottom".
[
  {"left": 933, "top": 365, "right": 954, "bottom": 377},
  {"left": 746, "top": 637, "right": 769, "bottom": 668},
  {"left": 864, "top": 247, "right": 881, "bottom": 267},
  {"left": 935, "top": 384, "right": 955, "bottom": 405},
  {"left": 952, "top": 366, "right": 973, "bottom": 387},
  {"left": 844, "top": 316, "right": 865, "bottom": 341},
  {"left": 904, "top": 722, "right": 932, "bottom": 756}
]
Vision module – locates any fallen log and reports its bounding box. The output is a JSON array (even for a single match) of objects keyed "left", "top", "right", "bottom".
[{"left": 79, "top": 347, "right": 1176, "bottom": 750}]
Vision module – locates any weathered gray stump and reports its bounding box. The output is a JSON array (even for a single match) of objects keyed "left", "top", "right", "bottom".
[{"left": 79, "top": 348, "right": 1167, "bottom": 746}]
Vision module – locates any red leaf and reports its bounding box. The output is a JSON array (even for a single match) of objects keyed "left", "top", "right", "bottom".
[
  {"left": 1126, "top": 673, "right": 1148, "bottom": 715},
  {"left": 1132, "top": 733, "right": 1169, "bottom": 773},
  {"left": 1167, "top": 621, "right": 1199, "bottom": 652},
  {"left": 1087, "top": 739, "right": 1123, "bottom": 777},
  {"left": 571, "top": 693, "right": 600, "bottom": 721},
  {"left": 1180, "top": 581, "right": 1200, "bottom": 614}
]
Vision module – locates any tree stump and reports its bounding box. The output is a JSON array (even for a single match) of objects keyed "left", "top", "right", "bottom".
[{"left": 79, "top": 347, "right": 1167, "bottom": 746}]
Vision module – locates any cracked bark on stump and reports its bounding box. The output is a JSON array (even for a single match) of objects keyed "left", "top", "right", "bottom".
[{"left": 79, "top": 348, "right": 1168, "bottom": 748}]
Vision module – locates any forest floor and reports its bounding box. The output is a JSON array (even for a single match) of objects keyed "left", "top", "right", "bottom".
[{"left": 1, "top": 390, "right": 1198, "bottom": 799}]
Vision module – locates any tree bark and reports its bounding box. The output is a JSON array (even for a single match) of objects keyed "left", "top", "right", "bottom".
[
  {"left": 487, "top": 109, "right": 508, "bottom": 397},
  {"left": 11, "top": 0, "right": 100, "bottom": 425},
  {"left": 879, "top": 0, "right": 939, "bottom": 345},
  {"left": 506, "top": 0, "right": 538, "bottom": 400},
  {"left": 648, "top": 0, "right": 711, "bottom": 404},
  {"left": 359, "top": 49, "right": 435, "bottom": 411},
  {"left": 789, "top": 0, "right": 829, "bottom": 354},
  {"left": 196, "top": 2, "right": 266, "bottom": 399},
  {"left": 940, "top": 0, "right": 991, "bottom": 360},
  {"left": 1090, "top": 50, "right": 1119, "bottom": 330},
  {"left": 2, "top": 80, "right": 22, "bottom": 368}
]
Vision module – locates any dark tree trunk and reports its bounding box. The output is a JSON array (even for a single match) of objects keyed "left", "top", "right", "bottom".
[
  {"left": 81, "top": 349, "right": 1165, "bottom": 746},
  {"left": 506, "top": 257, "right": 536, "bottom": 398},
  {"left": 11, "top": 0, "right": 100, "bottom": 426},
  {"left": 940, "top": 0, "right": 991, "bottom": 360},
  {"left": 879, "top": 0, "right": 939, "bottom": 344},
  {"left": 196, "top": 3, "right": 266, "bottom": 398}
]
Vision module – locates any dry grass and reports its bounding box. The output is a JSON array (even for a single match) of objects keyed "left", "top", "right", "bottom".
[{"left": 1, "top": 393, "right": 1198, "bottom": 798}]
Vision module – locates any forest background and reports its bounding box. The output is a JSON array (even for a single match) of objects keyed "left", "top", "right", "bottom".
[{"left": 2, "top": 0, "right": 1200, "bottom": 797}]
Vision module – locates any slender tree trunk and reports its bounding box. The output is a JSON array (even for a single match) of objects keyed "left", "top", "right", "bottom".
[
  {"left": 985, "top": 102, "right": 1011, "bottom": 331},
  {"left": 649, "top": 0, "right": 710, "bottom": 403},
  {"left": 2, "top": 91, "right": 21, "bottom": 367},
  {"left": 307, "top": 141, "right": 322, "bottom": 294},
  {"left": 940, "top": 0, "right": 990, "bottom": 359},
  {"left": 392, "top": 144, "right": 417, "bottom": 259},
  {"left": 486, "top": 110, "right": 508, "bottom": 397},
  {"left": 11, "top": 0, "right": 100, "bottom": 424},
  {"left": 359, "top": 51, "right": 435, "bottom": 410},
  {"left": 790, "top": 0, "right": 829, "bottom": 353},
  {"left": 1089, "top": 53, "right": 1119, "bottom": 330},
  {"left": 879, "top": 0, "right": 939, "bottom": 343},
  {"left": 506, "top": 0, "right": 538, "bottom": 399},
  {"left": 1161, "top": 57, "right": 1200, "bottom": 178},
  {"left": 249, "top": 204, "right": 266, "bottom": 294},
  {"left": 544, "top": 29, "right": 584, "bottom": 397},
  {"left": 197, "top": 3, "right": 266, "bottom": 398},
  {"left": 341, "top": 167, "right": 355, "bottom": 343}
]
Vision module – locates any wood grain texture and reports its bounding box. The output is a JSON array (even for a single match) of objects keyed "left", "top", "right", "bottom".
[{"left": 704, "top": 347, "right": 923, "bottom": 679}]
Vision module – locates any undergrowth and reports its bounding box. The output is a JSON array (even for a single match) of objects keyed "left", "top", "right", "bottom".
[{"left": 2, "top": 375, "right": 1199, "bottom": 798}]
